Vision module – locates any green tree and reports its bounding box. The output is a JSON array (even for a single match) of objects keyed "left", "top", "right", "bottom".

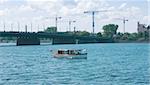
[
  {"left": 97, "top": 32, "right": 102, "bottom": 37},
  {"left": 144, "top": 31, "right": 149, "bottom": 40},
  {"left": 115, "top": 32, "right": 123, "bottom": 40},
  {"left": 138, "top": 32, "right": 144, "bottom": 38},
  {"left": 122, "top": 32, "right": 130, "bottom": 40},
  {"left": 44, "top": 27, "right": 57, "bottom": 33},
  {"left": 102, "top": 24, "right": 118, "bottom": 38},
  {"left": 75, "top": 31, "right": 90, "bottom": 36},
  {"left": 127, "top": 33, "right": 138, "bottom": 41}
]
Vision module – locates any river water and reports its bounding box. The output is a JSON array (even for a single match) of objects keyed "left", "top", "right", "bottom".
[{"left": 0, "top": 43, "right": 149, "bottom": 85}]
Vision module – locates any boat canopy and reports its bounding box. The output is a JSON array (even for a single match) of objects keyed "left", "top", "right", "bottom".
[{"left": 56, "top": 49, "right": 86, "bottom": 55}]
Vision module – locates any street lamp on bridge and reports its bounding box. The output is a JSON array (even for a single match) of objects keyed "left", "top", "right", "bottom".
[
  {"left": 17, "top": 22, "right": 20, "bottom": 32},
  {"left": 30, "top": 22, "right": 33, "bottom": 32},
  {"left": 69, "top": 20, "right": 76, "bottom": 32},
  {"left": 55, "top": 16, "right": 62, "bottom": 31},
  {"left": 11, "top": 23, "right": 13, "bottom": 31},
  {"left": 3, "top": 21, "right": 5, "bottom": 32}
]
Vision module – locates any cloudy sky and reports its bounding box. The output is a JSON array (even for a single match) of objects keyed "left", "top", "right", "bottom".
[{"left": 0, "top": 0, "right": 149, "bottom": 33}]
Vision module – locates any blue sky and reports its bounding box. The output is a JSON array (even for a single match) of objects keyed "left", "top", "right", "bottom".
[{"left": 0, "top": 0, "right": 149, "bottom": 33}]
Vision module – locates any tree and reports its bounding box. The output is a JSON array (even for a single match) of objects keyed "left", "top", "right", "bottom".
[
  {"left": 44, "top": 27, "right": 57, "bottom": 33},
  {"left": 138, "top": 32, "right": 144, "bottom": 38},
  {"left": 75, "top": 31, "right": 90, "bottom": 36},
  {"left": 122, "top": 32, "right": 130, "bottom": 40},
  {"left": 126, "top": 33, "right": 138, "bottom": 41},
  {"left": 115, "top": 32, "right": 123, "bottom": 40},
  {"left": 97, "top": 32, "right": 102, "bottom": 37},
  {"left": 144, "top": 31, "right": 149, "bottom": 40},
  {"left": 130, "top": 33, "right": 138, "bottom": 40},
  {"left": 102, "top": 24, "right": 118, "bottom": 38}
]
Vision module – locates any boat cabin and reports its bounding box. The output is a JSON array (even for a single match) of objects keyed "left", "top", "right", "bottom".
[
  {"left": 53, "top": 49, "right": 87, "bottom": 59},
  {"left": 57, "top": 49, "right": 82, "bottom": 55}
]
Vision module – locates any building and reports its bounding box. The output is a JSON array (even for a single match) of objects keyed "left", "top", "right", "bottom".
[{"left": 137, "top": 22, "right": 150, "bottom": 33}]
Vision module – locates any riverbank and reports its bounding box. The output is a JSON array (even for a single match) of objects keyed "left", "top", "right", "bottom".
[
  {"left": 114, "top": 40, "right": 150, "bottom": 43},
  {"left": 0, "top": 38, "right": 149, "bottom": 44}
]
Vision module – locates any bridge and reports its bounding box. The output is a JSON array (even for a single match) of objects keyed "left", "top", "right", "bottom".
[{"left": 0, "top": 31, "right": 113, "bottom": 46}]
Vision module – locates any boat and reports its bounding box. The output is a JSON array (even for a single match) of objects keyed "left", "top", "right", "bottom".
[{"left": 52, "top": 49, "right": 87, "bottom": 59}]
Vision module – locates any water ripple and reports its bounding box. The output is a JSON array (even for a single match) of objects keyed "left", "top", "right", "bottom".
[{"left": 0, "top": 43, "right": 149, "bottom": 85}]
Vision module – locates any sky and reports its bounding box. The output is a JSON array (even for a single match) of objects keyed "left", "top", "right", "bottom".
[{"left": 0, "top": 0, "right": 149, "bottom": 33}]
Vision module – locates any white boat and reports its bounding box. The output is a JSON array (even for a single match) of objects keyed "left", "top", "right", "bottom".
[{"left": 53, "top": 49, "right": 87, "bottom": 59}]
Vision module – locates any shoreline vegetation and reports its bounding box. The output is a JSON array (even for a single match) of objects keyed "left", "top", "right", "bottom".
[{"left": 0, "top": 24, "right": 149, "bottom": 44}]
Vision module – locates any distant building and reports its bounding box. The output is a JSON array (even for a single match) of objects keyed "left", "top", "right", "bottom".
[{"left": 137, "top": 22, "right": 150, "bottom": 33}]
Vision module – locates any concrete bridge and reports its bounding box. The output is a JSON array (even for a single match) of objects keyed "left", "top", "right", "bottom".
[{"left": 0, "top": 31, "right": 113, "bottom": 46}]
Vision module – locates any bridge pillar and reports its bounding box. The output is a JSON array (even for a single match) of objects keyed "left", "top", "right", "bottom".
[{"left": 17, "top": 37, "right": 40, "bottom": 46}]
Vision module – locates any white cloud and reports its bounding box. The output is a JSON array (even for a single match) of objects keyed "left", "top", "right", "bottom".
[
  {"left": 19, "top": 5, "right": 34, "bottom": 12},
  {"left": 0, "top": 0, "right": 8, "bottom": 4},
  {"left": 26, "top": 0, "right": 62, "bottom": 13},
  {"left": 0, "top": 0, "right": 147, "bottom": 32},
  {"left": 25, "top": 0, "right": 109, "bottom": 16},
  {"left": 74, "top": 0, "right": 108, "bottom": 12},
  {"left": 0, "top": 10, "right": 4, "bottom": 16},
  {"left": 23, "top": 0, "right": 146, "bottom": 32},
  {"left": 26, "top": 0, "right": 58, "bottom": 2},
  {"left": 119, "top": 3, "right": 127, "bottom": 9},
  {"left": 105, "top": 6, "right": 142, "bottom": 21},
  {"left": 142, "top": 15, "right": 150, "bottom": 24}
]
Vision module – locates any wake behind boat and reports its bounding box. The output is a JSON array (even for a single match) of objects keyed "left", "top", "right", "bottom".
[{"left": 52, "top": 49, "right": 87, "bottom": 59}]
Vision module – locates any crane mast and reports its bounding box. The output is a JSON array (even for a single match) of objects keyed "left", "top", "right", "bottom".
[{"left": 84, "top": 10, "right": 108, "bottom": 34}]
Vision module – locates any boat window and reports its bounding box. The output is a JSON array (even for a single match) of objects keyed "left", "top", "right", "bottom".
[
  {"left": 69, "top": 50, "right": 74, "bottom": 54},
  {"left": 58, "top": 50, "right": 62, "bottom": 54}
]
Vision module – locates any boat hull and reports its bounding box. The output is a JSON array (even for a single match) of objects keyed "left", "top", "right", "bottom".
[{"left": 54, "top": 54, "right": 87, "bottom": 59}]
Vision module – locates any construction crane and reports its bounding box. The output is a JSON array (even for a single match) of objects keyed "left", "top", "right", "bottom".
[
  {"left": 84, "top": 10, "right": 108, "bottom": 34},
  {"left": 115, "top": 17, "right": 128, "bottom": 33}
]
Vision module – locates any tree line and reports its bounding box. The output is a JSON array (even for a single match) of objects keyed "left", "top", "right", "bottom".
[{"left": 44, "top": 24, "right": 149, "bottom": 42}]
